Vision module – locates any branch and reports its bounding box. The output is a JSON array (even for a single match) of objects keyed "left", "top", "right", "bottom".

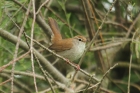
[{"left": 0, "top": 28, "right": 69, "bottom": 85}]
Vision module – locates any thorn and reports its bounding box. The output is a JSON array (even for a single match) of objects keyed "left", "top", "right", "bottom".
[
  {"left": 65, "top": 59, "right": 70, "bottom": 64},
  {"left": 75, "top": 64, "right": 80, "bottom": 70}
]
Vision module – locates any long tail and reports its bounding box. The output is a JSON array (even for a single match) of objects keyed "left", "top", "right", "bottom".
[{"left": 48, "top": 17, "right": 62, "bottom": 43}]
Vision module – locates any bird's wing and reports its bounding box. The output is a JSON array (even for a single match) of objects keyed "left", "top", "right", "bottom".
[{"left": 49, "top": 39, "right": 73, "bottom": 52}]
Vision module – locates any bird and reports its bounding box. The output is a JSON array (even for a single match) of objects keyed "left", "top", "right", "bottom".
[{"left": 48, "top": 17, "right": 87, "bottom": 62}]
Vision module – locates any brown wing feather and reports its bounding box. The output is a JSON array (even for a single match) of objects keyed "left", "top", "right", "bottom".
[
  {"left": 49, "top": 38, "right": 73, "bottom": 52},
  {"left": 48, "top": 17, "right": 62, "bottom": 43}
]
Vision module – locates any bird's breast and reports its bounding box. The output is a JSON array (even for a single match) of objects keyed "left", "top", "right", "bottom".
[{"left": 57, "top": 41, "right": 85, "bottom": 61}]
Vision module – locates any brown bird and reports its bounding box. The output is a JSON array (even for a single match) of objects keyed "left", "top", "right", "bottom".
[{"left": 48, "top": 17, "right": 87, "bottom": 61}]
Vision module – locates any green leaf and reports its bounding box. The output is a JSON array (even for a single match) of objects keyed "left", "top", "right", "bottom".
[
  {"left": 58, "top": 1, "right": 65, "bottom": 11},
  {"left": 66, "top": 13, "right": 71, "bottom": 23}
]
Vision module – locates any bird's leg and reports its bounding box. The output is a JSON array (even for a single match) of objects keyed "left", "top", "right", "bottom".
[
  {"left": 74, "top": 64, "right": 80, "bottom": 70},
  {"left": 64, "top": 59, "right": 80, "bottom": 70}
]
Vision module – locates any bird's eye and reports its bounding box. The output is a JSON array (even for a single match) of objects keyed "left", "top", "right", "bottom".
[{"left": 78, "top": 38, "right": 82, "bottom": 41}]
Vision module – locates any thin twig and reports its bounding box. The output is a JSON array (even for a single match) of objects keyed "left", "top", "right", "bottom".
[
  {"left": 33, "top": 51, "right": 56, "bottom": 93},
  {"left": 127, "top": 54, "right": 132, "bottom": 93},
  {"left": 125, "top": 13, "right": 140, "bottom": 38},
  {"left": 31, "top": 0, "right": 38, "bottom": 92},
  {"left": 45, "top": 71, "right": 56, "bottom": 93},
  {"left": 127, "top": 25, "right": 137, "bottom": 93},
  {"left": 36, "top": 0, "right": 50, "bottom": 14},
  {"left": 93, "top": 63, "right": 118, "bottom": 93},
  {"left": 10, "top": 1, "right": 32, "bottom": 93},
  {"left": 0, "top": 78, "right": 11, "bottom": 86},
  {"left": 79, "top": 82, "right": 100, "bottom": 93},
  {"left": 0, "top": 51, "right": 30, "bottom": 72}
]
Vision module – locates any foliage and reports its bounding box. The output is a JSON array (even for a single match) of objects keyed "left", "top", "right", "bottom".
[{"left": 0, "top": 0, "right": 140, "bottom": 93}]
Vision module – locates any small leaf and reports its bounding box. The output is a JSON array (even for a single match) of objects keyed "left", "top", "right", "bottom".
[
  {"left": 66, "top": 13, "right": 71, "bottom": 23},
  {"left": 58, "top": 1, "right": 65, "bottom": 11}
]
